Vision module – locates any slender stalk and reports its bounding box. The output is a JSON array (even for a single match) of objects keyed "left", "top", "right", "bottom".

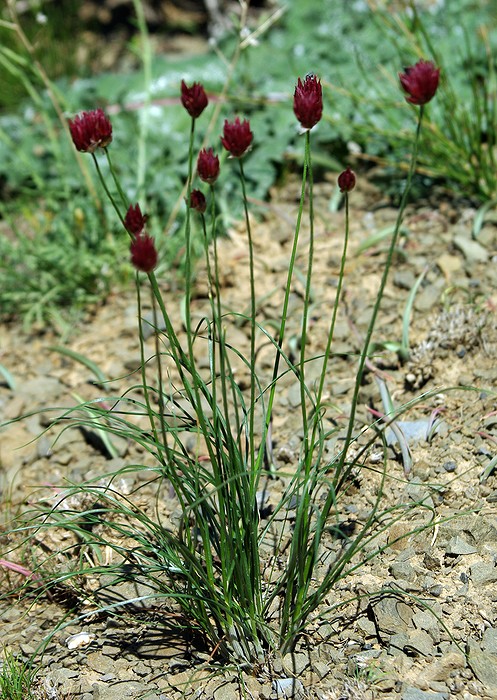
[
  {"left": 280, "top": 130, "right": 316, "bottom": 638},
  {"left": 209, "top": 187, "right": 243, "bottom": 458},
  {"left": 91, "top": 153, "right": 127, "bottom": 231},
  {"left": 184, "top": 118, "right": 196, "bottom": 363},
  {"left": 135, "top": 276, "right": 159, "bottom": 450},
  {"left": 311, "top": 185, "right": 351, "bottom": 450},
  {"left": 104, "top": 148, "right": 129, "bottom": 210},
  {"left": 299, "top": 131, "right": 313, "bottom": 462},
  {"left": 151, "top": 286, "right": 170, "bottom": 462},
  {"left": 238, "top": 158, "right": 256, "bottom": 473},
  {"left": 257, "top": 132, "right": 310, "bottom": 474},
  {"left": 333, "top": 105, "right": 425, "bottom": 489}
]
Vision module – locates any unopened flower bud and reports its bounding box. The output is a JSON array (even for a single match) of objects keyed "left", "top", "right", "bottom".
[
  {"left": 338, "top": 167, "right": 356, "bottom": 193},
  {"left": 197, "top": 148, "right": 220, "bottom": 184},
  {"left": 221, "top": 117, "right": 253, "bottom": 158},
  {"left": 181, "top": 80, "right": 208, "bottom": 119},
  {"left": 125, "top": 203, "right": 147, "bottom": 236},
  {"left": 190, "top": 189, "right": 207, "bottom": 213}
]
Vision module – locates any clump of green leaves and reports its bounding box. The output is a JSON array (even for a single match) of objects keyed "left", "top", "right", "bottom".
[
  {"left": 0, "top": 651, "right": 37, "bottom": 700},
  {"left": 0, "top": 198, "right": 128, "bottom": 332},
  {"left": 338, "top": 0, "right": 497, "bottom": 200},
  {"left": 1, "top": 0, "right": 494, "bottom": 330}
]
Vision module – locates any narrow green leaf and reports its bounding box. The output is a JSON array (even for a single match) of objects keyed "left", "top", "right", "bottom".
[
  {"left": 355, "top": 225, "right": 409, "bottom": 255},
  {"left": 0, "top": 362, "right": 15, "bottom": 390},
  {"left": 400, "top": 265, "right": 429, "bottom": 359},
  {"left": 472, "top": 197, "right": 497, "bottom": 239},
  {"left": 49, "top": 346, "right": 107, "bottom": 388}
]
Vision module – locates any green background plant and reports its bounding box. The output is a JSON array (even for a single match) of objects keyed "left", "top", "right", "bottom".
[
  {"left": 0, "top": 0, "right": 495, "bottom": 329},
  {"left": 0, "top": 650, "right": 38, "bottom": 700}
]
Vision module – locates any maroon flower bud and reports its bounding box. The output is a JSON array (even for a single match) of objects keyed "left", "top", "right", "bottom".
[
  {"left": 181, "top": 80, "right": 208, "bottom": 119},
  {"left": 293, "top": 73, "right": 323, "bottom": 130},
  {"left": 68, "top": 108, "right": 112, "bottom": 153},
  {"left": 197, "top": 148, "right": 220, "bottom": 184},
  {"left": 399, "top": 60, "right": 440, "bottom": 105},
  {"left": 221, "top": 117, "right": 253, "bottom": 158},
  {"left": 130, "top": 233, "right": 158, "bottom": 273},
  {"left": 124, "top": 203, "right": 147, "bottom": 236},
  {"left": 190, "top": 189, "right": 207, "bottom": 213},
  {"left": 337, "top": 167, "right": 356, "bottom": 193}
]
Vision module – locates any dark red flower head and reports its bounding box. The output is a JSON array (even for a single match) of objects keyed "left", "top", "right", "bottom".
[
  {"left": 197, "top": 148, "right": 220, "bottom": 184},
  {"left": 130, "top": 233, "right": 158, "bottom": 273},
  {"left": 338, "top": 167, "right": 356, "bottom": 193},
  {"left": 181, "top": 80, "right": 208, "bottom": 119},
  {"left": 124, "top": 203, "right": 147, "bottom": 236},
  {"left": 399, "top": 60, "right": 440, "bottom": 105},
  {"left": 68, "top": 108, "right": 112, "bottom": 153},
  {"left": 190, "top": 189, "right": 207, "bottom": 213},
  {"left": 293, "top": 73, "right": 323, "bottom": 130},
  {"left": 221, "top": 117, "right": 253, "bottom": 158}
]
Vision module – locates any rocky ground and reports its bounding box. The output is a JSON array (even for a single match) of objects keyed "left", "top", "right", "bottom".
[{"left": 1, "top": 173, "right": 497, "bottom": 699}]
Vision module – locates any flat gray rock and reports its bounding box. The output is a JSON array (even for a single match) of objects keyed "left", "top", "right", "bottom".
[
  {"left": 446, "top": 535, "right": 477, "bottom": 555},
  {"left": 371, "top": 596, "right": 413, "bottom": 639},
  {"left": 402, "top": 688, "right": 448, "bottom": 700},
  {"left": 453, "top": 234, "right": 488, "bottom": 263},
  {"left": 468, "top": 648, "right": 497, "bottom": 690},
  {"left": 470, "top": 561, "right": 497, "bottom": 585},
  {"left": 272, "top": 677, "right": 305, "bottom": 698}
]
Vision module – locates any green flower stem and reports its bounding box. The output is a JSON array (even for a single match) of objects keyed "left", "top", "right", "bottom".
[
  {"left": 238, "top": 158, "right": 256, "bottom": 475},
  {"left": 333, "top": 105, "right": 425, "bottom": 490},
  {"left": 180, "top": 120, "right": 219, "bottom": 508},
  {"left": 310, "top": 185, "right": 351, "bottom": 454},
  {"left": 299, "top": 131, "right": 314, "bottom": 463},
  {"left": 91, "top": 153, "right": 128, "bottom": 233},
  {"left": 135, "top": 276, "right": 158, "bottom": 444},
  {"left": 234, "top": 162, "right": 264, "bottom": 642},
  {"left": 146, "top": 267, "right": 221, "bottom": 480},
  {"left": 281, "top": 131, "right": 318, "bottom": 640},
  {"left": 104, "top": 148, "right": 129, "bottom": 210},
  {"left": 151, "top": 285, "right": 170, "bottom": 461},
  {"left": 146, "top": 272, "right": 186, "bottom": 380},
  {"left": 208, "top": 187, "right": 243, "bottom": 458},
  {"left": 184, "top": 118, "right": 196, "bottom": 350},
  {"left": 198, "top": 200, "right": 224, "bottom": 490},
  {"left": 258, "top": 130, "right": 310, "bottom": 474}
]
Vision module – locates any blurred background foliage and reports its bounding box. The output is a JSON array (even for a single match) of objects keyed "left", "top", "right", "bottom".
[{"left": 0, "top": 0, "right": 496, "bottom": 331}]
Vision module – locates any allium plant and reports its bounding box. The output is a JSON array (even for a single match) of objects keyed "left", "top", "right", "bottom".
[
  {"left": 361, "top": 1, "right": 496, "bottom": 200},
  {"left": 21, "top": 64, "right": 438, "bottom": 664}
]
